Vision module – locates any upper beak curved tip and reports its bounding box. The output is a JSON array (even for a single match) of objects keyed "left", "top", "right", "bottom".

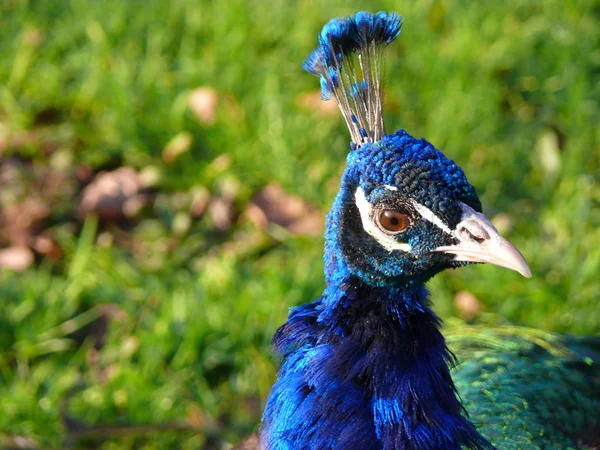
[
  {"left": 511, "top": 253, "right": 532, "bottom": 278},
  {"left": 494, "top": 236, "right": 532, "bottom": 278},
  {"left": 518, "top": 260, "right": 532, "bottom": 279}
]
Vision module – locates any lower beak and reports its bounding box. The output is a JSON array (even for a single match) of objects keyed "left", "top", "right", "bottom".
[{"left": 433, "top": 203, "right": 531, "bottom": 278}]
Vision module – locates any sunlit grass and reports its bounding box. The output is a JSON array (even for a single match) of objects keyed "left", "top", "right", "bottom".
[{"left": 1, "top": 0, "right": 599, "bottom": 447}]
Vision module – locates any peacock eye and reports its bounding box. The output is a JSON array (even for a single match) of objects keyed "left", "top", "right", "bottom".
[{"left": 377, "top": 210, "right": 410, "bottom": 233}]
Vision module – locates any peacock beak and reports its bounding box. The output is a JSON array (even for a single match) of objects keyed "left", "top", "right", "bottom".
[{"left": 433, "top": 203, "right": 532, "bottom": 278}]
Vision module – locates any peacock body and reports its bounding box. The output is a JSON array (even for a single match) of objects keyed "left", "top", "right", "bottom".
[
  {"left": 448, "top": 323, "right": 600, "bottom": 449},
  {"left": 258, "top": 11, "right": 600, "bottom": 450}
]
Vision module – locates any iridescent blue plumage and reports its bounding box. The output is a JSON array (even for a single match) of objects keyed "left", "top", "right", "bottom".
[
  {"left": 261, "top": 130, "right": 492, "bottom": 449},
  {"left": 258, "top": 11, "right": 600, "bottom": 450}
]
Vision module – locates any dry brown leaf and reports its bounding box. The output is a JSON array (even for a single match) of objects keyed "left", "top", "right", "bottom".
[
  {"left": 0, "top": 128, "right": 67, "bottom": 157},
  {"left": 79, "top": 167, "right": 148, "bottom": 221},
  {"left": 454, "top": 291, "right": 482, "bottom": 321},
  {"left": 246, "top": 182, "right": 324, "bottom": 236},
  {"left": 189, "top": 87, "right": 219, "bottom": 125},
  {"left": 190, "top": 187, "right": 211, "bottom": 219},
  {"left": 207, "top": 179, "right": 238, "bottom": 232},
  {"left": 33, "top": 232, "right": 63, "bottom": 261},
  {"left": 24, "top": 27, "right": 43, "bottom": 46},
  {"left": 75, "top": 164, "right": 94, "bottom": 183},
  {"left": 186, "top": 404, "right": 206, "bottom": 430},
  {"left": 0, "top": 246, "right": 34, "bottom": 271},
  {"left": 162, "top": 132, "right": 193, "bottom": 164},
  {"left": 536, "top": 129, "right": 561, "bottom": 177},
  {"left": 234, "top": 433, "right": 261, "bottom": 450},
  {"left": 0, "top": 434, "right": 41, "bottom": 450},
  {"left": 0, "top": 157, "right": 77, "bottom": 250},
  {"left": 208, "top": 153, "right": 231, "bottom": 174},
  {"left": 0, "top": 159, "right": 46, "bottom": 246},
  {"left": 2, "top": 196, "right": 50, "bottom": 246},
  {"left": 209, "top": 196, "right": 235, "bottom": 232}
]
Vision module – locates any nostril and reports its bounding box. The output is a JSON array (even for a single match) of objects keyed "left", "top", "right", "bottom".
[{"left": 458, "top": 226, "right": 487, "bottom": 243}]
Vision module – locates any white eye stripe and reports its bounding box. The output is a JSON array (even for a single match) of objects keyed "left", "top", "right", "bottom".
[
  {"left": 354, "top": 187, "right": 412, "bottom": 252},
  {"left": 410, "top": 200, "right": 451, "bottom": 234}
]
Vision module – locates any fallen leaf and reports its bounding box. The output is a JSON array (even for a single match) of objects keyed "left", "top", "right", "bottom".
[
  {"left": 75, "top": 164, "right": 94, "bottom": 183},
  {"left": 0, "top": 127, "right": 70, "bottom": 157},
  {"left": 2, "top": 196, "right": 50, "bottom": 246},
  {"left": 186, "top": 404, "right": 206, "bottom": 430},
  {"left": 0, "top": 434, "right": 41, "bottom": 450},
  {"left": 162, "top": 132, "right": 193, "bottom": 164},
  {"left": 234, "top": 433, "right": 261, "bottom": 450},
  {"left": 209, "top": 196, "right": 235, "bottom": 232},
  {"left": 207, "top": 153, "right": 231, "bottom": 174},
  {"left": 121, "top": 336, "right": 140, "bottom": 357},
  {"left": 208, "top": 179, "right": 238, "bottom": 232},
  {"left": 33, "top": 232, "right": 63, "bottom": 261},
  {"left": 454, "top": 291, "right": 482, "bottom": 321},
  {"left": 190, "top": 187, "right": 210, "bottom": 219},
  {"left": 24, "top": 27, "right": 43, "bottom": 46},
  {"left": 246, "top": 182, "right": 324, "bottom": 236},
  {"left": 78, "top": 167, "right": 149, "bottom": 221},
  {"left": 0, "top": 246, "right": 34, "bottom": 271},
  {"left": 189, "top": 87, "right": 219, "bottom": 125},
  {"left": 172, "top": 211, "right": 191, "bottom": 236},
  {"left": 138, "top": 165, "right": 162, "bottom": 188},
  {"left": 536, "top": 129, "right": 561, "bottom": 177}
]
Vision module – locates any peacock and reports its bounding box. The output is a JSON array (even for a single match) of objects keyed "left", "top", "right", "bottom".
[{"left": 251, "top": 11, "right": 600, "bottom": 450}]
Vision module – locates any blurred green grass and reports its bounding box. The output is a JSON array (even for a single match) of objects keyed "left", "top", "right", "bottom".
[{"left": 1, "top": 0, "right": 599, "bottom": 448}]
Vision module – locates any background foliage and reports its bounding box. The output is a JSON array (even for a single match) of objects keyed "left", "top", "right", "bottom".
[{"left": 1, "top": 0, "right": 599, "bottom": 448}]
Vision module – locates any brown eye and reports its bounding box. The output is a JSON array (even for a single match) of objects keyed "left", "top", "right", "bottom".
[{"left": 378, "top": 210, "right": 410, "bottom": 233}]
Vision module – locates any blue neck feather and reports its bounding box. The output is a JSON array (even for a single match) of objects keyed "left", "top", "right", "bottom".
[{"left": 260, "top": 185, "right": 492, "bottom": 450}]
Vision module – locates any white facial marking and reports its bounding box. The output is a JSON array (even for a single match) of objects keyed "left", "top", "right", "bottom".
[
  {"left": 383, "top": 185, "right": 398, "bottom": 191},
  {"left": 354, "top": 187, "right": 412, "bottom": 253},
  {"left": 411, "top": 200, "right": 452, "bottom": 234}
]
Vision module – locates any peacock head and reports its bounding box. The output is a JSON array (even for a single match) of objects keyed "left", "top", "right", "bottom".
[
  {"left": 308, "top": 11, "right": 530, "bottom": 288},
  {"left": 328, "top": 129, "right": 531, "bottom": 288}
]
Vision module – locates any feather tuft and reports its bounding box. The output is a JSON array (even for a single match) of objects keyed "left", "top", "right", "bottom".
[{"left": 303, "top": 11, "right": 403, "bottom": 147}]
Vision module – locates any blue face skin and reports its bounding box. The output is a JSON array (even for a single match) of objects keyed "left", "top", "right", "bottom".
[{"left": 327, "top": 129, "right": 482, "bottom": 288}]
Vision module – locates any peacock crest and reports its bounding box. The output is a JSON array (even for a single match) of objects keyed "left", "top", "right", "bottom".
[{"left": 303, "top": 12, "right": 402, "bottom": 147}]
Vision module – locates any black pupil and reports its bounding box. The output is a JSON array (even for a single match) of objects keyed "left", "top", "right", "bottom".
[{"left": 381, "top": 211, "right": 405, "bottom": 231}]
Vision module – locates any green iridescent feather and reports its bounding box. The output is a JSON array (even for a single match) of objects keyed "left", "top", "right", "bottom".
[{"left": 447, "top": 322, "right": 600, "bottom": 449}]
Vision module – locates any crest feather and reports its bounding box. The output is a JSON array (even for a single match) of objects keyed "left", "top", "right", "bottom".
[{"left": 304, "top": 11, "right": 403, "bottom": 148}]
